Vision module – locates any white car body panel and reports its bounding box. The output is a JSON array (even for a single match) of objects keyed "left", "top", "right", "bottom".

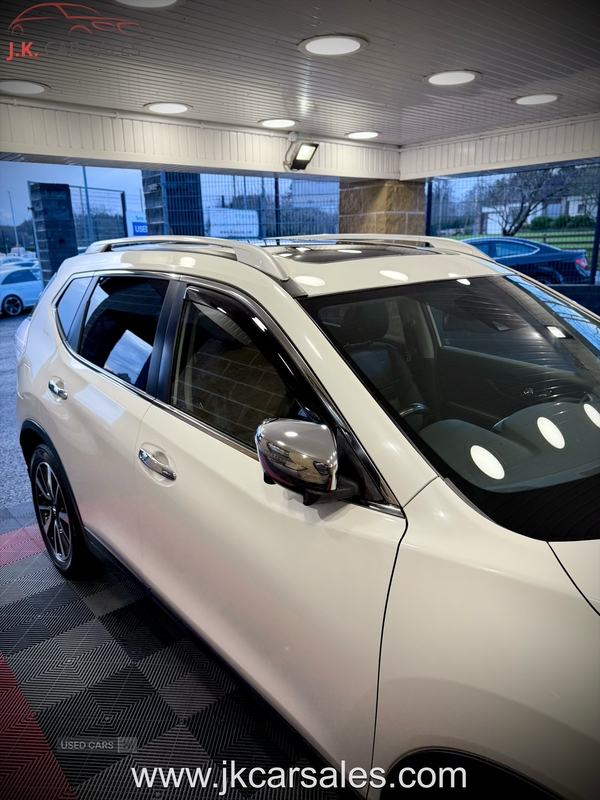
[
  {"left": 551, "top": 539, "right": 600, "bottom": 613},
  {"left": 373, "top": 477, "right": 600, "bottom": 800},
  {"left": 135, "top": 402, "right": 404, "bottom": 772}
]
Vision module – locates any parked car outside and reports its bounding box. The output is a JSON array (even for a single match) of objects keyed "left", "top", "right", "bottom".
[
  {"left": 0, "top": 266, "right": 44, "bottom": 315},
  {"left": 464, "top": 236, "right": 591, "bottom": 283},
  {"left": 15, "top": 234, "right": 600, "bottom": 799}
]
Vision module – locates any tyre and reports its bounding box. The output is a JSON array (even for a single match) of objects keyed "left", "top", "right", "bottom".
[
  {"left": 30, "top": 444, "right": 97, "bottom": 578},
  {"left": 2, "top": 294, "right": 24, "bottom": 316}
]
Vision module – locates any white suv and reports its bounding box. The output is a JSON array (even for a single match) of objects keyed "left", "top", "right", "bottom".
[{"left": 15, "top": 234, "right": 600, "bottom": 799}]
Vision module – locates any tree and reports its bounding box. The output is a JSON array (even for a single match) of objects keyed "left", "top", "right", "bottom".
[{"left": 476, "top": 166, "right": 578, "bottom": 236}]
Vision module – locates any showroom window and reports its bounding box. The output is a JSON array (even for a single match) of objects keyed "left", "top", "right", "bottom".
[
  {"left": 171, "top": 296, "right": 300, "bottom": 448},
  {"left": 56, "top": 276, "right": 93, "bottom": 339},
  {"left": 79, "top": 276, "right": 168, "bottom": 391}
]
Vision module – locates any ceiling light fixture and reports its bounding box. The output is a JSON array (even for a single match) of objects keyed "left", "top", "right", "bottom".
[
  {"left": 425, "top": 70, "right": 480, "bottom": 86},
  {"left": 0, "top": 80, "right": 47, "bottom": 95},
  {"left": 260, "top": 118, "right": 297, "bottom": 129},
  {"left": 513, "top": 94, "right": 559, "bottom": 105},
  {"left": 285, "top": 141, "right": 319, "bottom": 171},
  {"left": 346, "top": 131, "right": 379, "bottom": 140},
  {"left": 146, "top": 102, "right": 189, "bottom": 114},
  {"left": 298, "top": 35, "right": 367, "bottom": 56}
]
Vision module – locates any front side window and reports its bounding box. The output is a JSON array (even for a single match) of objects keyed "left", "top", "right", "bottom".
[
  {"left": 79, "top": 276, "right": 168, "bottom": 391},
  {"left": 301, "top": 276, "right": 600, "bottom": 541},
  {"left": 171, "top": 293, "right": 305, "bottom": 448}
]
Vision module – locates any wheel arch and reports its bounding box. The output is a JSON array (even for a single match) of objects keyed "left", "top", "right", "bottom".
[
  {"left": 379, "top": 748, "right": 565, "bottom": 799},
  {"left": 20, "top": 420, "right": 57, "bottom": 474}
]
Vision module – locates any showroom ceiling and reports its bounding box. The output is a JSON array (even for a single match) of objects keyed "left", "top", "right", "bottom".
[{"left": 0, "top": 0, "right": 598, "bottom": 147}]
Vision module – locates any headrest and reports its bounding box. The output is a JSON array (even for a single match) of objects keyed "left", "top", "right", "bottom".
[{"left": 339, "top": 301, "right": 389, "bottom": 345}]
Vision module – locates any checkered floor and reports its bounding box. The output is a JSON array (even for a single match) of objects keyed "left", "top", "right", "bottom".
[{"left": 0, "top": 503, "right": 344, "bottom": 800}]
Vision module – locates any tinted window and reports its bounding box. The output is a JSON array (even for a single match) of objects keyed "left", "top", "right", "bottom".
[
  {"left": 494, "top": 241, "right": 536, "bottom": 257},
  {"left": 2, "top": 269, "right": 37, "bottom": 284},
  {"left": 301, "top": 277, "right": 600, "bottom": 541},
  {"left": 79, "top": 277, "right": 168, "bottom": 391},
  {"left": 171, "top": 297, "right": 299, "bottom": 448},
  {"left": 56, "top": 277, "right": 92, "bottom": 339}
]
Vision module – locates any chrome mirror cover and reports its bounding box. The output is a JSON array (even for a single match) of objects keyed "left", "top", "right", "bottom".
[{"left": 255, "top": 419, "right": 339, "bottom": 494}]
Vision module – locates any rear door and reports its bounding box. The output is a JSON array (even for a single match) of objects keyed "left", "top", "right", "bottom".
[{"left": 43, "top": 273, "right": 174, "bottom": 568}]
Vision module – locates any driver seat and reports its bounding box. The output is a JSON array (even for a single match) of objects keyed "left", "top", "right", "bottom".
[{"left": 337, "top": 301, "right": 426, "bottom": 429}]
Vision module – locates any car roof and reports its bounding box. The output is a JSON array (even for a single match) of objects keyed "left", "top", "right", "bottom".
[
  {"left": 62, "top": 235, "right": 511, "bottom": 297},
  {"left": 268, "top": 245, "right": 508, "bottom": 295}
]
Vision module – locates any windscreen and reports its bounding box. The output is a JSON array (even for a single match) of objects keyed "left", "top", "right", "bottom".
[{"left": 301, "top": 275, "right": 600, "bottom": 541}]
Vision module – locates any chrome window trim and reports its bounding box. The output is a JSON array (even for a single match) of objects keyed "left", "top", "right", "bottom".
[
  {"left": 152, "top": 398, "right": 260, "bottom": 460},
  {"left": 177, "top": 276, "right": 401, "bottom": 514}
]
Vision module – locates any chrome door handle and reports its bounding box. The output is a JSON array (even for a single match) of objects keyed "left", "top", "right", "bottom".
[
  {"left": 48, "top": 379, "right": 68, "bottom": 400},
  {"left": 138, "top": 448, "right": 176, "bottom": 481}
]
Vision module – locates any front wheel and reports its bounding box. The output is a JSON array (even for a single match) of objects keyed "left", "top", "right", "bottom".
[
  {"left": 30, "top": 444, "right": 97, "bottom": 577},
  {"left": 2, "top": 294, "right": 24, "bottom": 316}
]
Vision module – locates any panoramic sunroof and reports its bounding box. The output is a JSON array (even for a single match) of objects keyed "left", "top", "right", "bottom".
[{"left": 272, "top": 244, "right": 440, "bottom": 263}]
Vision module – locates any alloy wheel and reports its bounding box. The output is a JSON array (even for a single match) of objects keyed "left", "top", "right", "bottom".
[
  {"left": 2, "top": 295, "right": 24, "bottom": 316},
  {"left": 34, "top": 461, "right": 72, "bottom": 564}
]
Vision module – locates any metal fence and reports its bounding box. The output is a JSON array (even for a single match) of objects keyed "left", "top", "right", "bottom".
[
  {"left": 142, "top": 171, "right": 339, "bottom": 240},
  {"left": 426, "top": 162, "right": 600, "bottom": 284},
  {"left": 70, "top": 186, "right": 127, "bottom": 250}
]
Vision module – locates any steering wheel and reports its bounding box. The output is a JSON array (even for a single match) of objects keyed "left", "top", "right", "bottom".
[{"left": 399, "top": 402, "right": 431, "bottom": 419}]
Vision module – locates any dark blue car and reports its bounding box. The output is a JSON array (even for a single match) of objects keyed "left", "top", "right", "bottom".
[{"left": 464, "top": 236, "right": 591, "bottom": 284}]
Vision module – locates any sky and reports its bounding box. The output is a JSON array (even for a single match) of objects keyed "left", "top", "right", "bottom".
[{"left": 0, "top": 162, "right": 145, "bottom": 227}]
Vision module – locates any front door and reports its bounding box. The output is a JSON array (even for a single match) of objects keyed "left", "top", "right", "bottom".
[{"left": 134, "top": 285, "right": 405, "bottom": 772}]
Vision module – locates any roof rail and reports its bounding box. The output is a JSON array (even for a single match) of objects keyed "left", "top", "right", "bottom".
[
  {"left": 282, "top": 233, "right": 485, "bottom": 258},
  {"left": 86, "top": 235, "right": 289, "bottom": 281}
]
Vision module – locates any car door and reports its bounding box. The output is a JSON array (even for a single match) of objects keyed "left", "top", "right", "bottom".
[
  {"left": 43, "top": 272, "right": 174, "bottom": 568},
  {"left": 134, "top": 281, "right": 406, "bottom": 773}
]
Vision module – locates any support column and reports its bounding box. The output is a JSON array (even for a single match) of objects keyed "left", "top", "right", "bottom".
[{"left": 339, "top": 179, "right": 426, "bottom": 235}]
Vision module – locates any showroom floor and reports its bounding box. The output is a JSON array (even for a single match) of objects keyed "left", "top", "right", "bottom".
[{"left": 0, "top": 316, "right": 345, "bottom": 800}]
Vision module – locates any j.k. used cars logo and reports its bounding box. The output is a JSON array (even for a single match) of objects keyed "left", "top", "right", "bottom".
[{"left": 7, "top": 3, "right": 141, "bottom": 61}]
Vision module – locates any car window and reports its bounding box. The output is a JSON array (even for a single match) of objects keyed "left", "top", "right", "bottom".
[
  {"left": 472, "top": 241, "right": 493, "bottom": 256},
  {"left": 301, "top": 276, "right": 600, "bottom": 541},
  {"left": 79, "top": 276, "right": 168, "bottom": 391},
  {"left": 494, "top": 241, "right": 536, "bottom": 257},
  {"left": 171, "top": 294, "right": 303, "bottom": 448},
  {"left": 56, "top": 277, "right": 93, "bottom": 339},
  {"left": 2, "top": 269, "right": 37, "bottom": 284}
]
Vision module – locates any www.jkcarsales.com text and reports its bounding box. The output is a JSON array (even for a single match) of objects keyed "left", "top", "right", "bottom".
[{"left": 131, "top": 761, "right": 468, "bottom": 791}]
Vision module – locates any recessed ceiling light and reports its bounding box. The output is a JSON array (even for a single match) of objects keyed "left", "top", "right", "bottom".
[
  {"left": 513, "top": 93, "right": 559, "bottom": 105},
  {"left": 425, "top": 70, "right": 480, "bottom": 86},
  {"left": 298, "top": 35, "right": 367, "bottom": 56},
  {"left": 146, "top": 102, "right": 189, "bottom": 114},
  {"left": 0, "top": 80, "right": 47, "bottom": 95},
  {"left": 260, "top": 118, "right": 297, "bottom": 128},
  {"left": 115, "top": 0, "right": 179, "bottom": 6},
  {"left": 346, "top": 131, "right": 379, "bottom": 140}
]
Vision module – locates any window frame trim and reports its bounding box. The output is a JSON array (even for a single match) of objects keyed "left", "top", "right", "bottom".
[{"left": 158, "top": 276, "right": 401, "bottom": 514}]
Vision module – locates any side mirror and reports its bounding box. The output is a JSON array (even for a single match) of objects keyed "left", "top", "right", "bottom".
[{"left": 255, "top": 419, "right": 359, "bottom": 506}]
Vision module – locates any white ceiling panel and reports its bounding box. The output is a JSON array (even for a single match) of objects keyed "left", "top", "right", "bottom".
[{"left": 0, "top": 0, "right": 598, "bottom": 147}]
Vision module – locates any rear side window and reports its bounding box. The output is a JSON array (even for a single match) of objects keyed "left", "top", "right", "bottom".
[
  {"left": 2, "top": 269, "right": 37, "bottom": 284},
  {"left": 56, "top": 277, "right": 93, "bottom": 339},
  {"left": 79, "top": 276, "right": 168, "bottom": 391}
]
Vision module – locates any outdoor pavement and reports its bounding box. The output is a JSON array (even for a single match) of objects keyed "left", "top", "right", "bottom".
[{"left": 1, "top": 314, "right": 31, "bottom": 508}]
